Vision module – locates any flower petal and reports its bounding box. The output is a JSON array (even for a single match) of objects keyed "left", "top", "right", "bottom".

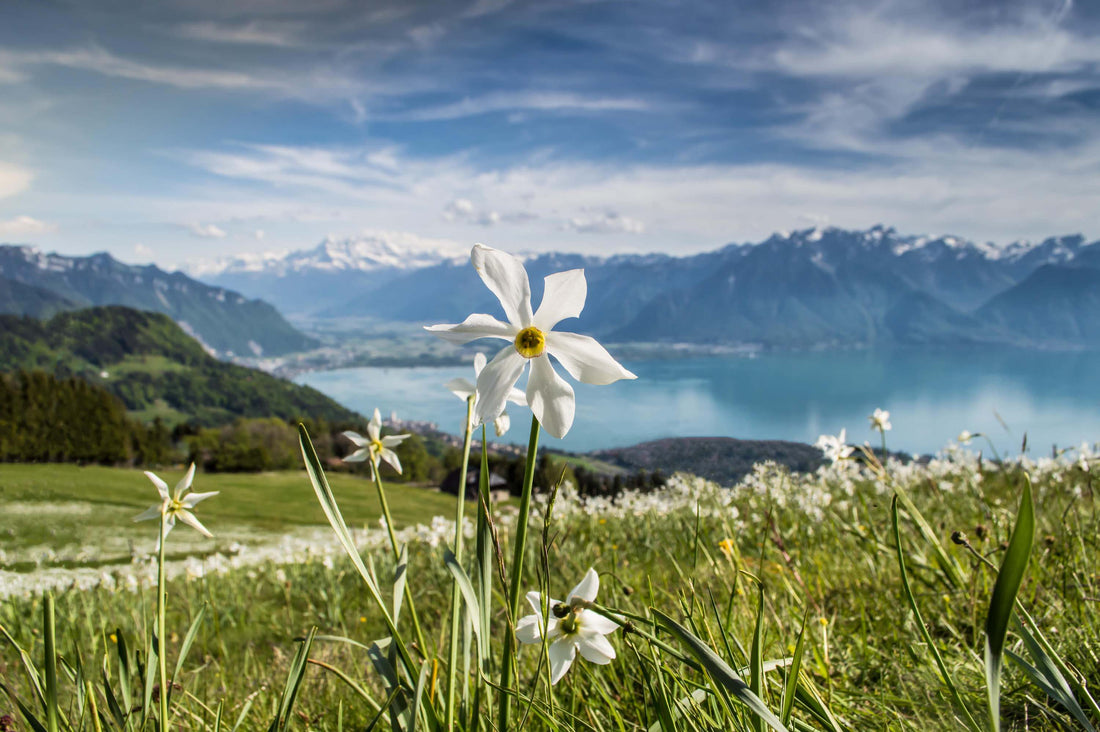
[
  {"left": 471, "top": 243, "right": 533, "bottom": 326},
  {"left": 145, "top": 471, "right": 170, "bottom": 502},
  {"left": 548, "top": 639, "right": 577, "bottom": 685},
  {"left": 506, "top": 385, "right": 527, "bottom": 406},
  {"left": 568, "top": 568, "right": 600, "bottom": 604},
  {"left": 380, "top": 447, "right": 403, "bottom": 474},
  {"left": 342, "top": 430, "right": 369, "bottom": 448},
  {"left": 134, "top": 504, "right": 162, "bottom": 522},
  {"left": 173, "top": 463, "right": 196, "bottom": 500},
  {"left": 176, "top": 509, "right": 213, "bottom": 538},
  {"left": 381, "top": 434, "right": 409, "bottom": 448},
  {"left": 525, "top": 590, "right": 545, "bottom": 615},
  {"left": 368, "top": 409, "right": 382, "bottom": 442},
  {"left": 515, "top": 613, "right": 543, "bottom": 645},
  {"left": 533, "top": 269, "right": 586, "bottom": 332},
  {"left": 576, "top": 631, "right": 616, "bottom": 664},
  {"left": 526, "top": 355, "right": 575, "bottom": 440},
  {"left": 546, "top": 331, "right": 636, "bottom": 385},
  {"left": 182, "top": 491, "right": 219, "bottom": 508},
  {"left": 475, "top": 346, "right": 526, "bottom": 428},
  {"left": 425, "top": 313, "right": 515, "bottom": 344},
  {"left": 494, "top": 411, "right": 511, "bottom": 437},
  {"left": 473, "top": 352, "right": 487, "bottom": 375},
  {"left": 343, "top": 447, "right": 370, "bottom": 463},
  {"left": 446, "top": 377, "right": 477, "bottom": 400},
  {"left": 580, "top": 610, "right": 619, "bottom": 636}
]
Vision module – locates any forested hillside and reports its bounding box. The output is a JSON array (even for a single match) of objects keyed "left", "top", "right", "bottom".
[{"left": 0, "top": 306, "right": 359, "bottom": 426}]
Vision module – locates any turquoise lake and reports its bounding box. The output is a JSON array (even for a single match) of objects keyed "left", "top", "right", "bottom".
[{"left": 295, "top": 347, "right": 1100, "bottom": 456}]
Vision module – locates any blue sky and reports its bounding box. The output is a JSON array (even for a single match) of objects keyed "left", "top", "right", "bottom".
[{"left": 1, "top": 0, "right": 1098, "bottom": 268}]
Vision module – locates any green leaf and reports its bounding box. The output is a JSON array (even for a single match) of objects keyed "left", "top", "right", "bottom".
[
  {"left": 1010, "top": 617, "right": 1097, "bottom": 732},
  {"left": 652, "top": 609, "right": 789, "bottom": 732},
  {"left": 172, "top": 603, "right": 207, "bottom": 688},
  {"left": 985, "top": 474, "right": 1035, "bottom": 732},
  {"left": 750, "top": 586, "right": 766, "bottom": 732},
  {"left": 268, "top": 627, "right": 316, "bottom": 732},
  {"left": 780, "top": 613, "right": 808, "bottom": 727}
]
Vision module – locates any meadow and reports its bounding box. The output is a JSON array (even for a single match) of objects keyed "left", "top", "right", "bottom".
[{"left": 2, "top": 439, "right": 1097, "bottom": 730}]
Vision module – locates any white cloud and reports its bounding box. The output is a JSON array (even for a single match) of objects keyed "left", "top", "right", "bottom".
[
  {"left": 174, "top": 21, "right": 306, "bottom": 47},
  {"left": 188, "top": 222, "right": 227, "bottom": 238},
  {"left": 133, "top": 243, "right": 153, "bottom": 259},
  {"left": 387, "top": 91, "right": 650, "bottom": 122},
  {"left": 255, "top": 229, "right": 266, "bottom": 240},
  {"left": 0, "top": 161, "right": 32, "bottom": 198},
  {"left": 0, "top": 215, "right": 55, "bottom": 235},
  {"left": 565, "top": 211, "right": 645, "bottom": 235}
]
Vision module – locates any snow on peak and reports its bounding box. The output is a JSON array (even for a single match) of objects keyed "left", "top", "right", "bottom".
[{"left": 185, "top": 231, "right": 467, "bottom": 277}]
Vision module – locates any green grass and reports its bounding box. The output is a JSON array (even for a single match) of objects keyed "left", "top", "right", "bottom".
[{"left": 1, "top": 451, "right": 1097, "bottom": 731}]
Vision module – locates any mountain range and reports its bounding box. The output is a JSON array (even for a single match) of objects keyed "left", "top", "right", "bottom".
[
  {"left": 0, "top": 245, "right": 317, "bottom": 357},
  {"left": 187, "top": 225, "right": 1100, "bottom": 350}
]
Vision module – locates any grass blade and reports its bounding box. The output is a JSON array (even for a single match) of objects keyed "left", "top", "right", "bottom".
[
  {"left": 43, "top": 594, "right": 59, "bottom": 732},
  {"left": 652, "top": 609, "right": 789, "bottom": 732},
  {"left": 780, "top": 613, "right": 808, "bottom": 727},
  {"left": 985, "top": 474, "right": 1035, "bottom": 732},
  {"left": 749, "top": 586, "right": 766, "bottom": 732},
  {"left": 268, "top": 627, "right": 316, "bottom": 732},
  {"left": 891, "top": 497, "right": 982, "bottom": 732},
  {"left": 172, "top": 603, "right": 207, "bottom": 689}
]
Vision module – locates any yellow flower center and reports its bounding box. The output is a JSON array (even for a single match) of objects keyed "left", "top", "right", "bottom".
[
  {"left": 514, "top": 326, "right": 546, "bottom": 358},
  {"left": 370, "top": 439, "right": 384, "bottom": 454},
  {"left": 167, "top": 498, "right": 185, "bottom": 514},
  {"left": 559, "top": 610, "right": 580, "bottom": 635}
]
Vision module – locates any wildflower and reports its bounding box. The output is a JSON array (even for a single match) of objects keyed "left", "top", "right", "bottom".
[
  {"left": 814, "top": 430, "right": 854, "bottom": 463},
  {"left": 445, "top": 352, "right": 526, "bottom": 436},
  {"left": 718, "top": 538, "right": 736, "bottom": 557},
  {"left": 515, "top": 568, "right": 618, "bottom": 684},
  {"left": 426, "top": 244, "right": 636, "bottom": 439},
  {"left": 869, "top": 408, "right": 891, "bottom": 433},
  {"left": 342, "top": 408, "right": 410, "bottom": 473},
  {"left": 957, "top": 430, "right": 974, "bottom": 444},
  {"left": 134, "top": 464, "right": 217, "bottom": 539}
]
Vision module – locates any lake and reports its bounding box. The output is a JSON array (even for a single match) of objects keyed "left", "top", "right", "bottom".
[{"left": 296, "top": 347, "right": 1100, "bottom": 457}]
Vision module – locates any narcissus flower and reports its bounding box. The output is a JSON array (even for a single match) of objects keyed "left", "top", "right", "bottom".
[
  {"left": 815, "top": 430, "right": 854, "bottom": 463},
  {"left": 869, "top": 408, "right": 892, "bottom": 433},
  {"left": 134, "top": 464, "right": 218, "bottom": 538},
  {"left": 342, "top": 408, "right": 410, "bottom": 474},
  {"left": 446, "top": 352, "right": 526, "bottom": 436},
  {"left": 426, "top": 244, "right": 636, "bottom": 439},
  {"left": 515, "top": 568, "right": 618, "bottom": 684}
]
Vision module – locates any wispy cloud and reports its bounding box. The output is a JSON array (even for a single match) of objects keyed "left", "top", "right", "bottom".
[
  {"left": 387, "top": 91, "right": 651, "bottom": 122},
  {"left": 564, "top": 210, "right": 645, "bottom": 235},
  {"left": 188, "top": 222, "right": 227, "bottom": 238},
  {"left": 173, "top": 20, "right": 307, "bottom": 48},
  {"left": 0, "top": 215, "right": 55, "bottom": 235}
]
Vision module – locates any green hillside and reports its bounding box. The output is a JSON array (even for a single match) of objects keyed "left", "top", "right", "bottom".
[{"left": 0, "top": 306, "right": 360, "bottom": 426}]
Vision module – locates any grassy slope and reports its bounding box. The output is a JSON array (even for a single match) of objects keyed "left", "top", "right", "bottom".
[{"left": 0, "top": 463, "right": 460, "bottom": 559}]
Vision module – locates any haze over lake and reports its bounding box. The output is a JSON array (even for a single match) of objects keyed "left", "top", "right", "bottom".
[{"left": 297, "top": 346, "right": 1100, "bottom": 457}]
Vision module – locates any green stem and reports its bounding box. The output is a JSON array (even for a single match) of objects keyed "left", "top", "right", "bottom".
[
  {"left": 44, "top": 594, "right": 58, "bottom": 732},
  {"left": 370, "top": 463, "right": 429, "bottom": 655},
  {"left": 157, "top": 515, "right": 169, "bottom": 731},
  {"left": 446, "top": 396, "right": 475, "bottom": 731},
  {"left": 498, "top": 415, "right": 540, "bottom": 732}
]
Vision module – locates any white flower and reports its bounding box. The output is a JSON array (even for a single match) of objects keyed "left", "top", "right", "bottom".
[
  {"left": 446, "top": 352, "right": 526, "bottom": 437},
  {"left": 957, "top": 430, "right": 974, "bottom": 445},
  {"left": 869, "top": 408, "right": 892, "bottom": 433},
  {"left": 815, "top": 430, "right": 854, "bottom": 463},
  {"left": 426, "top": 244, "right": 636, "bottom": 439},
  {"left": 515, "top": 568, "right": 618, "bottom": 684},
  {"left": 342, "top": 408, "right": 410, "bottom": 474},
  {"left": 134, "top": 464, "right": 218, "bottom": 539}
]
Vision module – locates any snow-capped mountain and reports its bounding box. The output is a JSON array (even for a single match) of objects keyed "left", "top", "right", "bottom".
[{"left": 188, "top": 233, "right": 468, "bottom": 316}]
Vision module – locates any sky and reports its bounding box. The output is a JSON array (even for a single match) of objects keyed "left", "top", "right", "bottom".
[{"left": 1, "top": 0, "right": 1099, "bottom": 269}]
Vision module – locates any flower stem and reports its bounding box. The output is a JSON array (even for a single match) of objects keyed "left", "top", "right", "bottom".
[
  {"left": 370, "top": 463, "right": 429, "bottom": 655},
  {"left": 446, "top": 396, "right": 475, "bottom": 731},
  {"left": 498, "top": 414, "right": 540, "bottom": 732},
  {"left": 156, "top": 515, "right": 169, "bottom": 731}
]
